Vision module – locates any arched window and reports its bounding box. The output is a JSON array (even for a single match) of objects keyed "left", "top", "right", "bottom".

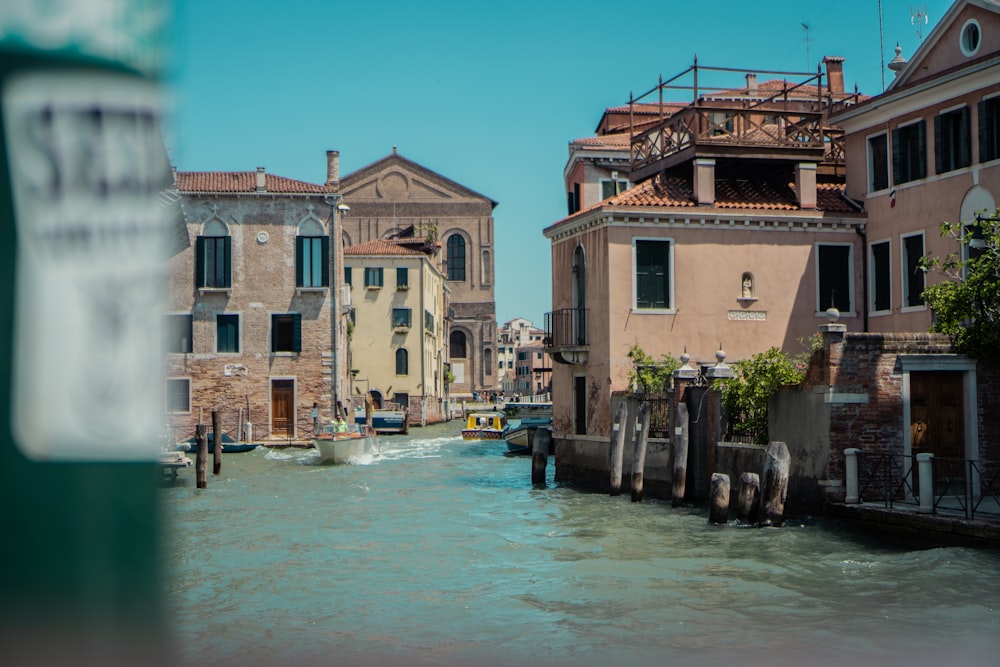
[
  {"left": 196, "top": 219, "right": 231, "bottom": 288},
  {"left": 447, "top": 234, "right": 466, "bottom": 281},
  {"left": 296, "top": 219, "right": 329, "bottom": 288},
  {"left": 395, "top": 348, "right": 409, "bottom": 375},
  {"left": 572, "top": 244, "right": 586, "bottom": 345},
  {"left": 450, "top": 330, "right": 467, "bottom": 358},
  {"left": 481, "top": 250, "right": 491, "bottom": 285}
]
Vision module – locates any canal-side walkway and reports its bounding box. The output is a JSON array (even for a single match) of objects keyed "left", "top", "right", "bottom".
[{"left": 825, "top": 501, "right": 1000, "bottom": 548}]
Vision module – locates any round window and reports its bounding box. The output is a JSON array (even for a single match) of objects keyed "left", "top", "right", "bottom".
[{"left": 960, "top": 19, "right": 981, "bottom": 57}]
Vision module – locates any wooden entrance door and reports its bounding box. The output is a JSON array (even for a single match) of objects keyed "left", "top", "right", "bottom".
[
  {"left": 271, "top": 380, "right": 294, "bottom": 437},
  {"left": 910, "top": 371, "right": 964, "bottom": 460}
]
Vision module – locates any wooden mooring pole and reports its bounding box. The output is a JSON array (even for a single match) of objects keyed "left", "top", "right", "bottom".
[
  {"left": 212, "top": 410, "right": 222, "bottom": 475},
  {"left": 760, "top": 441, "right": 790, "bottom": 527},
  {"left": 195, "top": 424, "right": 208, "bottom": 489},
  {"left": 630, "top": 402, "right": 651, "bottom": 502},
  {"left": 609, "top": 401, "right": 628, "bottom": 496},
  {"left": 531, "top": 427, "right": 551, "bottom": 486},
  {"left": 737, "top": 472, "right": 761, "bottom": 524},
  {"left": 709, "top": 473, "right": 730, "bottom": 524},
  {"left": 672, "top": 402, "right": 689, "bottom": 507}
]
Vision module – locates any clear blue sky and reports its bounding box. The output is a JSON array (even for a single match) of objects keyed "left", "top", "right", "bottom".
[{"left": 164, "top": 0, "right": 952, "bottom": 327}]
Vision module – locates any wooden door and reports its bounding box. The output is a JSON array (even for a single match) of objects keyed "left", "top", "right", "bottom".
[
  {"left": 271, "top": 380, "right": 294, "bottom": 437},
  {"left": 910, "top": 371, "right": 964, "bottom": 460}
]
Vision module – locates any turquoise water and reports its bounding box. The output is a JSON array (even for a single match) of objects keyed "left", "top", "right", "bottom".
[{"left": 164, "top": 422, "right": 1000, "bottom": 667}]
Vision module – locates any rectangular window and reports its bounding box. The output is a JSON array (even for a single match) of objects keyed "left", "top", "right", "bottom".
[
  {"left": 979, "top": 96, "right": 1000, "bottom": 163},
  {"left": 296, "top": 236, "right": 329, "bottom": 287},
  {"left": 867, "top": 133, "right": 889, "bottom": 192},
  {"left": 344, "top": 266, "right": 352, "bottom": 286},
  {"left": 817, "top": 244, "right": 852, "bottom": 313},
  {"left": 870, "top": 240, "right": 891, "bottom": 313},
  {"left": 392, "top": 308, "right": 412, "bottom": 328},
  {"left": 165, "top": 378, "right": 191, "bottom": 413},
  {"left": 902, "top": 233, "right": 926, "bottom": 308},
  {"left": 935, "top": 106, "right": 971, "bottom": 174},
  {"left": 271, "top": 313, "right": 302, "bottom": 353},
  {"left": 396, "top": 267, "right": 409, "bottom": 289},
  {"left": 892, "top": 120, "right": 926, "bottom": 184},
  {"left": 195, "top": 236, "right": 232, "bottom": 288},
  {"left": 424, "top": 309, "right": 434, "bottom": 332},
  {"left": 601, "top": 179, "right": 628, "bottom": 200},
  {"left": 364, "top": 267, "right": 383, "bottom": 288},
  {"left": 165, "top": 314, "right": 193, "bottom": 353},
  {"left": 216, "top": 314, "right": 239, "bottom": 353},
  {"left": 634, "top": 239, "right": 673, "bottom": 310}
]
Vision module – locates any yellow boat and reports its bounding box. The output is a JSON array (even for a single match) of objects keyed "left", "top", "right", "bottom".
[{"left": 461, "top": 411, "right": 507, "bottom": 441}]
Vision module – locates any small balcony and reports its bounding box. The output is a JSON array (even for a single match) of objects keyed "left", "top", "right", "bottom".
[{"left": 544, "top": 308, "right": 588, "bottom": 365}]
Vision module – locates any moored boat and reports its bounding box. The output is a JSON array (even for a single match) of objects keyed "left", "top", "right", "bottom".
[
  {"left": 462, "top": 411, "right": 507, "bottom": 441},
  {"left": 354, "top": 406, "right": 408, "bottom": 435},
  {"left": 502, "top": 416, "right": 552, "bottom": 455},
  {"left": 313, "top": 424, "right": 379, "bottom": 464}
]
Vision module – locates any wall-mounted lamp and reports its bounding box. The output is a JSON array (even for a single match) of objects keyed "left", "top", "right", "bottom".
[{"left": 970, "top": 215, "right": 994, "bottom": 249}]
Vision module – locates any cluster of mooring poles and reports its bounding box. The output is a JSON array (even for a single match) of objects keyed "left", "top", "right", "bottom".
[
  {"left": 193, "top": 409, "right": 225, "bottom": 489},
  {"left": 606, "top": 401, "right": 791, "bottom": 527}
]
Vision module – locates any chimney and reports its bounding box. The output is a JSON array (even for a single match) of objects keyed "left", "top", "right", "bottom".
[
  {"left": 745, "top": 73, "right": 758, "bottom": 94},
  {"left": 823, "top": 56, "right": 845, "bottom": 95},
  {"left": 325, "top": 150, "right": 340, "bottom": 188},
  {"left": 693, "top": 158, "right": 715, "bottom": 206},
  {"left": 795, "top": 162, "right": 817, "bottom": 210},
  {"left": 255, "top": 166, "right": 266, "bottom": 192}
]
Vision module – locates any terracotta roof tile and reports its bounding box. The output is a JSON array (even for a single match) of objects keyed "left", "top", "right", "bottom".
[
  {"left": 344, "top": 239, "right": 427, "bottom": 256},
  {"left": 176, "top": 171, "right": 333, "bottom": 194}
]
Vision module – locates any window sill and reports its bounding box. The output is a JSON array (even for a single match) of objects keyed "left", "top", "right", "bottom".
[
  {"left": 198, "top": 287, "right": 231, "bottom": 295},
  {"left": 270, "top": 351, "right": 299, "bottom": 356},
  {"left": 737, "top": 296, "right": 757, "bottom": 304},
  {"left": 393, "top": 326, "right": 411, "bottom": 333},
  {"left": 296, "top": 286, "right": 328, "bottom": 295},
  {"left": 900, "top": 305, "right": 927, "bottom": 314},
  {"left": 366, "top": 286, "right": 382, "bottom": 291},
  {"left": 396, "top": 285, "right": 410, "bottom": 291}
]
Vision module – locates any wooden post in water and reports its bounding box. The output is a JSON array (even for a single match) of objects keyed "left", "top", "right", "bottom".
[
  {"left": 630, "top": 402, "right": 651, "bottom": 502},
  {"left": 709, "top": 473, "right": 730, "bottom": 524},
  {"left": 195, "top": 424, "right": 208, "bottom": 489},
  {"left": 672, "top": 402, "right": 689, "bottom": 507},
  {"left": 760, "top": 441, "right": 790, "bottom": 527},
  {"left": 532, "top": 427, "right": 551, "bottom": 486},
  {"left": 212, "top": 410, "right": 222, "bottom": 475},
  {"left": 737, "top": 472, "right": 761, "bottom": 524},
  {"left": 609, "top": 401, "right": 628, "bottom": 496}
]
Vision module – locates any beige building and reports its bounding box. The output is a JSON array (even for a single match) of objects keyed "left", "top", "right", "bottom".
[
  {"left": 497, "top": 317, "right": 545, "bottom": 384},
  {"left": 344, "top": 239, "right": 450, "bottom": 424},
  {"left": 165, "top": 164, "right": 350, "bottom": 442},
  {"left": 333, "top": 148, "right": 499, "bottom": 401},
  {"left": 544, "top": 56, "right": 867, "bottom": 441},
  {"left": 832, "top": 0, "right": 1000, "bottom": 334}
]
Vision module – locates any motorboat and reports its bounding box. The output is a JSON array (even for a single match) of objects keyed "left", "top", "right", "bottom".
[
  {"left": 502, "top": 416, "right": 551, "bottom": 455},
  {"left": 353, "top": 406, "right": 408, "bottom": 434},
  {"left": 313, "top": 423, "right": 379, "bottom": 464},
  {"left": 462, "top": 411, "right": 507, "bottom": 441}
]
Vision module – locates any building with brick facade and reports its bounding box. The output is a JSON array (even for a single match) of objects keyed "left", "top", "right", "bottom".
[
  {"left": 164, "top": 165, "right": 350, "bottom": 442},
  {"left": 334, "top": 148, "right": 499, "bottom": 401},
  {"left": 343, "top": 239, "right": 450, "bottom": 425}
]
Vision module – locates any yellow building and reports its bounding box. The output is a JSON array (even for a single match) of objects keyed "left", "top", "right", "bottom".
[{"left": 344, "top": 239, "right": 450, "bottom": 425}]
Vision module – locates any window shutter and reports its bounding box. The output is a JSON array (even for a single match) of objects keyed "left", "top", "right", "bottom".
[
  {"left": 222, "top": 236, "right": 232, "bottom": 288},
  {"left": 891, "top": 128, "right": 901, "bottom": 184},
  {"left": 934, "top": 115, "right": 943, "bottom": 174},
  {"left": 979, "top": 100, "right": 989, "bottom": 162},
  {"left": 195, "top": 237, "right": 205, "bottom": 287},
  {"left": 960, "top": 106, "right": 971, "bottom": 168},
  {"left": 916, "top": 121, "right": 927, "bottom": 179},
  {"left": 293, "top": 314, "right": 302, "bottom": 353},
  {"left": 320, "top": 237, "right": 330, "bottom": 287},
  {"left": 295, "top": 237, "right": 305, "bottom": 286},
  {"left": 270, "top": 314, "right": 278, "bottom": 353}
]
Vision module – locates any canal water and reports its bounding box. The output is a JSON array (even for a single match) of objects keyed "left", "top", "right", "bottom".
[{"left": 164, "top": 422, "right": 999, "bottom": 667}]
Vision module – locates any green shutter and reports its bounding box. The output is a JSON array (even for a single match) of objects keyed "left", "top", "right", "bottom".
[
  {"left": 934, "top": 114, "right": 943, "bottom": 174},
  {"left": 891, "top": 128, "right": 901, "bottom": 184},
  {"left": 222, "top": 236, "right": 232, "bottom": 288},
  {"left": 345, "top": 266, "right": 352, "bottom": 286},
  {"left": 195, "top": 236, "right": 205, "bottom": 287},
  {"left": 960, "top": 106, "right": 971, "bottom": 168},
  {"left": 979, "top": 100, "right": 989, "bottom": 163},
  {"left": 916, "top": 121, "right": 927, "bottom": 179},
  {"left": 270, "top": 314, "right": 278, "bottom": 353},
  {"left": 293, "top": 314, "right": 302, "bottom": 352},
  {"left": 295, "top": 237, "right": 304, "bottom": 286},
  {"left": 321, "top": 237, "right": 330, "bottom": 287}
]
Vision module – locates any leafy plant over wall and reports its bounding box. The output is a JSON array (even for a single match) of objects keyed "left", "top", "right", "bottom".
[
  {"left": 921, "top": 211, "right": 1000, "bottom": 363},
  {"left": 713, "top": 346, "right": 807, "bottom": 445},
  {"left": 626, "top": 344, "right": 679, "bottom": 395}
]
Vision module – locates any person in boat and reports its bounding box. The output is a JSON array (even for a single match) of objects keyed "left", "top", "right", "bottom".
[{"left": 335, "top": 417, "right": 348, "bottom": 433}]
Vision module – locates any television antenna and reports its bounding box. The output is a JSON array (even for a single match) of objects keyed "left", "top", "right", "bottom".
[
  {"left": 801, "top": 22, "right": 811, "bottom": 68},
  {"left": 911, "top": 5, "right": 929, "bottom": 41}
]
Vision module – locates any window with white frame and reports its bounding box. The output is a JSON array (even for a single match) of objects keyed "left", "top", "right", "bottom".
[
  {"left": 870, "top": 240, "right": 891, "bottom": 314},
  {"left": 901, "top": 232, "right": 926, "bottom": 309},
  {"left": 166, "top": 378, "right": 191, "bottom": 413},
  {"left": 816, "top": 244, "right": 852, "bottom": 313},
  {"left": 935, "top": 106, "right": 970, "bottom": 174},
  {"left": 296, "top": 220, "right": 329, "bottom": 288},
  {"left": 196, "top": 220, "right": 231, "bottom": 288},
  {"left": 633, "top": 238, "right": 673, "bottom": 311},
  {"left": 867, "top": 133, "right": 889, "bottom": 192}
]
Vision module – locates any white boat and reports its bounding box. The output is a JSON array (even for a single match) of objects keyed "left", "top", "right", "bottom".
[
  {"left": 502, "top": 416, "right": 552, "bottom": 455},
  {"left": 312, "top": 424, "right": 379, "bottom": 464}
]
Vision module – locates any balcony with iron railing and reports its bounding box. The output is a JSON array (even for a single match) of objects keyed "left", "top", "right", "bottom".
[{"left": 544, "top": 308, "right": 588, "bottom": 365}]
